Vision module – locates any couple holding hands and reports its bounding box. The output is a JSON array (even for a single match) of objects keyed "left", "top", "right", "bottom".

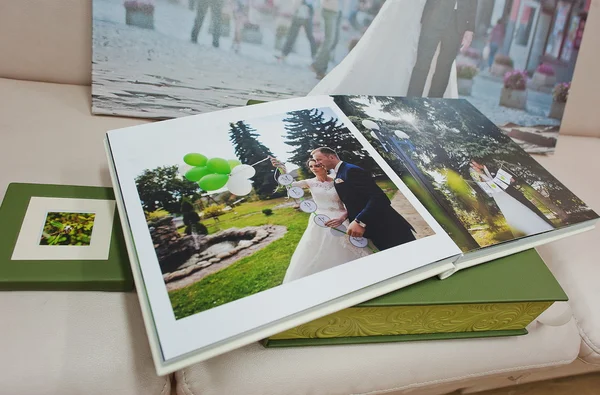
[{"left": 271, "top": 147, "right": 415, "bottom": 283}]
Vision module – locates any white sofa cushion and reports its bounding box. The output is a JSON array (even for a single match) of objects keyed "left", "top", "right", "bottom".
[
  {"left": 0, "top": 292, "right": 171, "bottom": 395},
  {"left": 535, "top": 136, "right": 600, "bottom": 365},
  {"left": 0, "top": 78, "right": 166, "bottom": 394},
  {"left": 0, "top": 78, "right": 148, "bottom": 197},
  {"left": 0, "top": 0, "right": 91, "bottom": 85},
  {"left": 175, "top": 320, "right": 581, "bottom": 395}
]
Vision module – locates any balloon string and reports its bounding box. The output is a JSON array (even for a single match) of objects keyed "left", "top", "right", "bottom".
[
  {"left": 273, "top": 167, "right": 374, "bottom": 252},
  {"left": 249, "top": 157, "right": 271, "bottom": 167},
  {"left": 308, "top": 211, "right": 377, "bottom": 253}
]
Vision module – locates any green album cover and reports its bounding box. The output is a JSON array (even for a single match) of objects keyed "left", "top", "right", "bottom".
[
  {"left": 263, "top": 329, "right": 529, "bottom": 348},
  {"left": 264, "top": 249, "right": 566, "bottom": 346},
  {"left": 0, "top": 183, "right": 133, "bottom": 291}
]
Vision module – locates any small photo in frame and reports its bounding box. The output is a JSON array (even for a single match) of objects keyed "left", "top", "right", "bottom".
[
  {"left": 0, "top": 183, "right": 133, "bottom": 291},
  {"left": 40, "top": 212, "right": 96, "bottom": 246}
]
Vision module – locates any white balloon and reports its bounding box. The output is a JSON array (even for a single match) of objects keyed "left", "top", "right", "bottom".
[
  {"left": 227, "top": 177, "right": 253, "bottom": 196},
  {"left": 370, "top": 131, "right": 380, "bottom": 141},
  {"left": 230, "top": 164, "right": 256, "bottom": 179},
  {"left": 362, "top": 119, "right": 380, "bottom": 131},
  {"left": 394, "top": 130, "right": 410, "bottom": 139},
  {"left": 178, "top": 164, "right": 193, "bottom": 176}
]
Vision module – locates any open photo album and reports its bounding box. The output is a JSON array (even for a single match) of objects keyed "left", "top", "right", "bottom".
[{"left": 104, "top": 95, "right": 597, "bottom": 374}]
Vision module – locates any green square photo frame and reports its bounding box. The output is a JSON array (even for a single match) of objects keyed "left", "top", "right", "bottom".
[{"left": 0, "top": 183, "right": 133, "bottom": 291}]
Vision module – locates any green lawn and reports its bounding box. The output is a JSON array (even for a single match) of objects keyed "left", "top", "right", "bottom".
[
  {"left": 169, "top": 179, "right": 401, "bottom": 319},
  {"left": 204, "top": 198, "right": 289, "bottom": 234},
  {"left": 401, "top": 174, "right": 479, "bottom": 252},
  {"left": 376, "top": 179, "right": 399, "bottom": 200},
  {"left": 168, "top": 201, "right": 308, "bottom": 320}
]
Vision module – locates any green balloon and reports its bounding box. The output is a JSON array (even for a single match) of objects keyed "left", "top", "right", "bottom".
[
  {"left": 228, "top": 159, "right": 242, "bottom": 170},
  {"left": 198, "top": 173, "right": 229, "bottom": 191},
  {"left": 206, "top": 157, "right": 231, "bottom": 175},
  {"left": 184, "top": 166, "right": 210, "bottom": 182},
  {"left": 183, "top": 153, "right": 208, "bottom": 167}
]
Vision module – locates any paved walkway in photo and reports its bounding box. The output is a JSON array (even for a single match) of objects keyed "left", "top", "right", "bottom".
[
  {"left": 92, "top": 0, "right": 358, "bottom": 119},
  {"left": 390, "top": 191, "right": 434, "bottom": 239},
  {"left": 461, "top": 71, "right": 560, "bottom": 128}
]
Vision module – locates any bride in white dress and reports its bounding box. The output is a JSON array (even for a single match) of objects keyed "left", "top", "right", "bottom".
[
  {"left": 273, "top": 158, "right": 371, "bottom": 283},
  {"left": 309, "top": 0, "right": 458, "bottom": 98},
  {"left": 469, "top": 161, "right": 554, "bottom": 237}
]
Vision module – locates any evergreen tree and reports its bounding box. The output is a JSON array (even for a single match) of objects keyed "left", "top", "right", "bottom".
[
  {"left": 283, "top": 108, "right": 379, "bottom": 175},
  {"left": 181, "top": 198, "right": 207, "bottom": 235},
  {"left": 228, "top": 120, "right": 281, "bottom": 199}
]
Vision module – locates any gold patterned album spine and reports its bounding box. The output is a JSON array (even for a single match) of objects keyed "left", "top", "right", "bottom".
[{"left": 269, "top": 302, "right": 553, "bottom": 340}]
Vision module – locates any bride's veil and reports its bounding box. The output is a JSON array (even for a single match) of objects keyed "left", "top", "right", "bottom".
[{"left": 309, "top": 0, "right": 458, "bottom": 99}]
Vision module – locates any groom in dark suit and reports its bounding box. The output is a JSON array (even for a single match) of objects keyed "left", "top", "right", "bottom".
[
  {"left": 311, "top": 147, "right": 416, "bottom": 251},
  {"left": 407, "top": 0, "right": 478, "bottom": 98}
]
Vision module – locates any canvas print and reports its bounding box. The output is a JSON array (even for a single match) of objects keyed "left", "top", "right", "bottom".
[
  {"left": 40, "top": 212, "right": 96, "bottom": 246},
  {"left": 313, "top": 0, "right": 593, "bottom": 154},
  {"left": 92, "top": 0, "right": 384, "bottom": 118},
  {"left": 335, "top": 95, "right": 597, "bottom": 251},
  {"left": 132, "top": 105, "right": 433, "bottom": 319},
  {"left": 92, "top": 0, "right": 590, "bottom": 154}
]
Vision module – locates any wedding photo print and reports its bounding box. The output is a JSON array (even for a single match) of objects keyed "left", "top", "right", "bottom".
[
  {"left": 335, "top": 95, "right": 597, "bottom": 252},
  {"left": 93, "top": 0, "right": 591, "bottom": 155},
  {"left": 313, "top": 0, "right": 592, "bottom": 154},
  {"left": 133, "top": 106, "right": 433, "bottom": 320}
]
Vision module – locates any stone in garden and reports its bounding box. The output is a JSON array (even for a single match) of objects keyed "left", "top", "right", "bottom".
[{"left": 237, "top": 240, "right": 254, "bottom": 249}]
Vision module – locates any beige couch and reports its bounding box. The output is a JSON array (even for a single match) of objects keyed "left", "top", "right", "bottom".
[{"left": 1, "top": 1, "right": 599, "bottom": 394}]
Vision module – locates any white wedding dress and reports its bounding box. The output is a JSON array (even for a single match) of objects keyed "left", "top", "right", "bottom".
[
  {"left": 283, "top": 178, "right": 372, "bottom": 283},
  {"left": 309, "top": 0, "right": 458, "bottom": 98},
  {"left": 472, "top": 170, "right": 554, "bottom": 237}
]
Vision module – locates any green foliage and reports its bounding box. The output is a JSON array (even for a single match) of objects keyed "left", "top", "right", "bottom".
[
  {"left": 336, "top": 96, "right": 597, "bottom": 241},
  {"left": 40, "top": 212, "right": 96, "bottom": 246},
  {"left": 185, "top": 222, "right": 208, "bottom": 236},
  {"left": 145, "top": 209, "right": 169, "bottom": 221},
  {"left": 282, "top": 108, "right": 380, "bottom": 176},
  {"left": 401, "top": 176, "right": 479, "bottom": 252},
  {"left": 135, "top": 165, "right": 199, "bottom": 213},
  {"left": 181, "top": 197, "right": 207, "bottom": 235},
  {"left": 262, "top": 208, "right": 273, "bottom": 216},
  {"left": 228, "top": 120, "right": 281, "bottom": 199},
  {"left": 375, "top": 178, "right": 398, "bottom": 200},
  {"left": 456, "top": 64, "right": 478, "bottom": 79},
  {"left": 168, "top": 204, "right": 307, "bottom": 319},
  {"left": 180, "top": 199, "right": 194, "bottom": 214},
  {"left": 202, "top": 204, "right": 226, "bottom": 219}
]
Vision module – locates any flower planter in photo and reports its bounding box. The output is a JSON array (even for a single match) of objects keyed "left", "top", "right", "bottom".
[
  {"left": 124, "top": 2, "right": 155, "bottom": 29},
  {"left": 549, "top": 101, "right": 566, "bottom": 120},
  {"left": 551, "top": 83, "right": 570, "bottom": 118},
  {"left": 241, "top": 23, "right": 263, "bottom": 44},
  {"left": 456, "top": 55, "right": 479, "bottom": 67},
  {"left": 491, "top": 63, "right": 513, "bottom": 77},
  {"left": 532, "top": 72, "right": 556, "bottom": 88},
  {"left": 457, "top": 78, "right": 474, "bottom": 96},
  {"left": 456, "top": 64, "right": 477, "bottom": 96},
  {"left": 500, "top": 88, "right": 527, "bottom": 110},
  {"left": 457, "top": 48, "right": 482, "bottom": 67}
]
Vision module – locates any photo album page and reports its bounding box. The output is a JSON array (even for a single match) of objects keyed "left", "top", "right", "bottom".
[{"left": 105, "top": 95, "right": 462, "bottom": 373}]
